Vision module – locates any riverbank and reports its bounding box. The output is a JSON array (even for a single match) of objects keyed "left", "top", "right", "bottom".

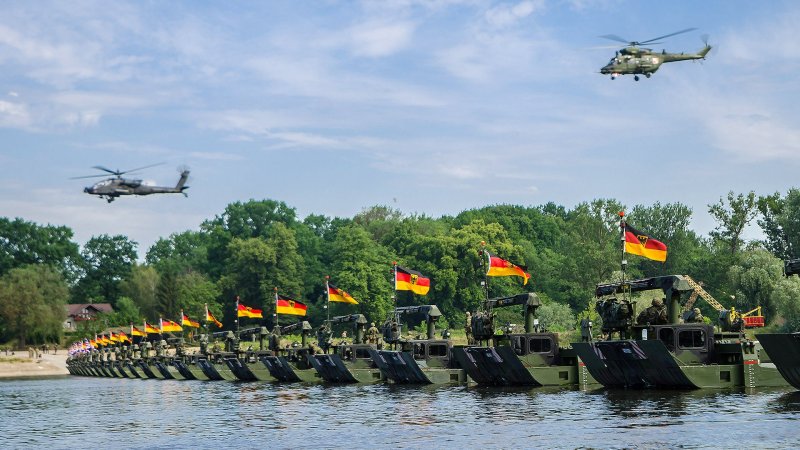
[{"left": 0, "top": 352, "right": 68, "bottom": 378}]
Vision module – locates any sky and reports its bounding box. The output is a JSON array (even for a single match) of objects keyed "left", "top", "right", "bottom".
[{"left": 1, "top": 0, "right": 798, "bottom": 256}]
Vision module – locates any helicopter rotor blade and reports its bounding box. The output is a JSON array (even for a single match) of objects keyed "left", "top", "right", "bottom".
[
  {"left": 71, "top": 173, "right": 113, "bottom": 180},
  {"left": 639, "top": 27, "right": 697, "bottom": 45},
  {"left": 598, "top": 34, "right": 631, "bottom": 44},
  {"left": 117, "top": 162, "right": 165, "bottom": 175},
  {"left": 92, "top": 165, "right": 120, "bottom": 175}
]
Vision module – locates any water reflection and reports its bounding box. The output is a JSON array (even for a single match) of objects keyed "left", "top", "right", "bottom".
[{"left": 1, "top": 378, "right": 798, "bottom": 448}]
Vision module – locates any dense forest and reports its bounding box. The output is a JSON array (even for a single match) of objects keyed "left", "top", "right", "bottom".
[{"left": 2, "top": 188, "right": 800, "bottom": 346}]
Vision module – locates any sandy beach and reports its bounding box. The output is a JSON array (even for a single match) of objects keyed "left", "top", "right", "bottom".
[{"left": 0, "top": 351, "right": 68, "bottom": 378}]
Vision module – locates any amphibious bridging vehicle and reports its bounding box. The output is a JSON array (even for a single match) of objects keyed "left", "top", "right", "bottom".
[
  {"left": 452, "top": 292, "right": 595, "bottom": 387},
  {"left": 572, "top": 275, "right": 787, "bottom": 389}
]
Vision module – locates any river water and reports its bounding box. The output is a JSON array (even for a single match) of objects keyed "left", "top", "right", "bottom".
[{"left": 2, "top": 376, "right": 799, "bottom": 449}]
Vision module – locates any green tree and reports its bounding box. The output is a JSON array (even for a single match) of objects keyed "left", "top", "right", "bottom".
[
  {"left": 0, "top": 265, "right": 69, "bottom": 347},
  {"left": 0, "top": 217, "right": 81, "bottom": 281},
  {"left": 120, "top": 265, "right": 159, "bottom": 320},
  {"left": 537, "top": 301, "right": 576, "bottom": 332},
  {"left": 145, "top": 230, "right": 209, "bottom": 274},
  {"left": 709, "top": 191, "right": 758, "bottom": 255},
  {"left": 757, "top": 189, "right": 800, "bottom": 259},
  {"left": 177, "top": 271, "right": 221, "bottom": 320},
  {"left": 156, "top": 270, "right": 180, "bottom": 319},
  {"left": 73, "top": 234, "right": 137, "bottom": 306},
  {"left": 772, "top": 275, "right": 800, "bottom": 331},
  {"left": 218, "top": 223, "right": 305, "bottom": 326},
  {"left": 628, "top": 202, "right": 702, "bottom": 277},
  {"left": 108, "top": 297, "right": 141, "bottom": 326},
  {"left": 328, "top": 224, "right": 395, "bottom": 323},
  {"left": 727, "top": 249, "right": 784, "bottom": 319},
  {"left": 557, "top": 199, "right": 625, "bottom": 309}
]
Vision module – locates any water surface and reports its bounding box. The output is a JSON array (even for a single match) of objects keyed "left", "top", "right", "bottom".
[{"left": 2, "top": 376, "right": 799, "bottom": 449}]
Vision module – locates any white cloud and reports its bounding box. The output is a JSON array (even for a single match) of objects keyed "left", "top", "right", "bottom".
[
  {"left": 485, "top": 1, "right": 543, "bottom": 28},
  {"left": 188, "top": 152, "right": 244, "bottom": 161},
  {"left": 348, "top": 21, "right": 415, "bottom": 57},
  {"left": 0, "top": 100, "right": 31, "bottom": 128}
]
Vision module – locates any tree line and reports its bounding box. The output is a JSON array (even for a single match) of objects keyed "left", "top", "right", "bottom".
[{"left": 2, "top": 188, "right": 800, "bottom": 346}]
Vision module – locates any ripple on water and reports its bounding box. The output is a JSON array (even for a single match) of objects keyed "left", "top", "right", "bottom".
[{"left": 0, "top": 378, "right": 797, "bottom": 449}]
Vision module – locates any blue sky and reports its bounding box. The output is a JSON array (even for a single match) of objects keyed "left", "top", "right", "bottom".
[{"left": 1, "top": 0, "right": 798, "bottom": 254}]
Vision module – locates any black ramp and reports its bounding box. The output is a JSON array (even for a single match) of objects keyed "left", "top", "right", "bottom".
[
  {"left": 261, "top": 356, "right": 301, "bottom": 382},
  {"left": 635, "top": 340, "right": 695, "bottom": 388},
  {"left": 225, "top": 358, "right": 257, "bottom": 381},
  {"left": 173, "top": 361, "right": 196, "bottom": 380},
  {"left": 309, "top": 354, "right": 358, "bottom": 383},
  {"left": 155, "top": 362, "right": 174, "bottom": 379},
  {"left": 571, "top": 342, "right": 634, "bottom": 388},
  {"left": 452, "top": 346, "right": 538, "bottom": 386},
  {"left": 592, "top": 341, "right": 650, "bottom": 388},
  {"left": 758, "top": 333, "right": 800, "bottom": 390},
  {"left": 197, "top": 359, "right": 224, "bottom": 380},
  {"left": 138, "top": 360, "right": 157, "bottom": 379},
  {"left": 126, "top": 362, "right": 142, "bottom": 378},
  {"left": 369, "top": 349, "right": 431, "bottom": 384}
]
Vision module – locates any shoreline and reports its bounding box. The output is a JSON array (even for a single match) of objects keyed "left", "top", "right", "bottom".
[{"left": 0, "top": 353, "right": 68, "bottom": 379}]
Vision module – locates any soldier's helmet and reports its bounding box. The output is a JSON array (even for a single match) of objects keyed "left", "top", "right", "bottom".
[
  {"left": 652, "top": 298, "right": 664, "bottom": 307},
  {"left": 693, "top": 308, "right": 701, "bottom": 314},
  {"left": 371, "top": 322, "right": 375, "bottom": 327}
]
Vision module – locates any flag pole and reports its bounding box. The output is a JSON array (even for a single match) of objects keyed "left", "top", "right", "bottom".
[
  {"left": 274, "top": 287, "right": 279, "bottom": 331},
  {"left": 325, "top": 276, "right": 331, "bottom": 323},
  {"left": 619, "top": 211, "right": 627, "bottom": 300},
  {"left": 235, "top": 296, "right": 240, "bottom": 334},
  {"left": 480, "top": 241, "right": 489, "bottom": 302},
  {"left": 392, "top": 262, "right": 398, "bottom": 311},
  {"left": 204, "top": 303, "right": 209, "bottom": 350}
]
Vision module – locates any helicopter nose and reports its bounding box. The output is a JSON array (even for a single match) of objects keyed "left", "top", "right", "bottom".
[{"left": 84, "top": 187, "right": 91, "bottom": 193}]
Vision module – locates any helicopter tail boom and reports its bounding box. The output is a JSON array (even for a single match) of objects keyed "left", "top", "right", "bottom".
[
  {"left": 662, "top": 44, "right": 712, "bottom": 63},
  {"left": 175, "top": 170, "right": 190, "bottom": 191}
]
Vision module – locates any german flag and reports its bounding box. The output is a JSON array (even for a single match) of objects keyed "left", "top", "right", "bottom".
[
  {"left": 327, "top": 283, "right": 358, "bottom": 304},
  {"left": 486, "top": 252, "right": 531, "bottom": 285},
  {"left": 108, "top": 331, "right": 117, "bottom": 343},
  {"left": 395, "top": 265, "right": 430, "bottom": 295},
  {"left": 181, "top": 311, "right": 200, "bottom": 328},
  {"left": 117, "top": 331, "right": 131, "bottom": 343},
  {"left": 160, "top": 318, "right": 183, "bottom": 332},
  {"left": 237, "top": 303, "right": 263, "bottom": 319},
  {"left": 144, "top": 321, "right": 160, "bottom": 334},
  {"left": 276, "top": 294, "right": 307, "bottom": 316},
  {"left": 623, "top": 223, "right": 667, "bottom": 262},
  {"left": 205, "top": 304, "right": 223, "bottom": 328},
  {"left": 131, "top": 324, "right": 145, "bottom": 337}
]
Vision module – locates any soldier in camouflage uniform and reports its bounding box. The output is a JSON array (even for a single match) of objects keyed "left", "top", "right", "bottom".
[
  {"left": 465, "top": 311, "right": 473, "bottom": 345},
  {"left": 366, "top": 322, "right": 379, "bottom": 345},
  {"left": 637, "top": 298, "right": 668, "bottom": 325}
]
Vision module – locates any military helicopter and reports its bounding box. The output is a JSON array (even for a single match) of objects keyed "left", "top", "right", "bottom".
[
  {"left": 73, "top": 163, "right": 190, "bottom": 203},
  {"left": 598, "top": 28, "right": 711, "bottom": 81}
]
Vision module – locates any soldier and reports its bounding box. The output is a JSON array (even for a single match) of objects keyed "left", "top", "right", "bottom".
[
  {"left": 366, "top": 322, "right": 379, "bottom": 345},
  {"left": 316, "top": 323, "right": 332, "bottom": 354},
  {"left": 690, "top": 307, "right": 704, "bottom": 323},
  {"left": 340, "top": 330, "right": 348, "bottom": 345},
  {"left": 465, "top": 311, "right": 473, "bottom": 346},
  {"left": 636, "top": 298, "right": 668, "bottom": 325}
]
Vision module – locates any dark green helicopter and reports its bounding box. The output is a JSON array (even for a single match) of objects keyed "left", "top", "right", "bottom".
[
  {"left": 73, "top": 163, "right": 189, "bottom": 203},
  {"left": 599, "top": 28, "right": 711, "bottom": 81}
]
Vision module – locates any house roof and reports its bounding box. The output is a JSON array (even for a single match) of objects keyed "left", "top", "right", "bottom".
[{"left": 65, "top": 303, "right": 114, "bottom": 317}]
